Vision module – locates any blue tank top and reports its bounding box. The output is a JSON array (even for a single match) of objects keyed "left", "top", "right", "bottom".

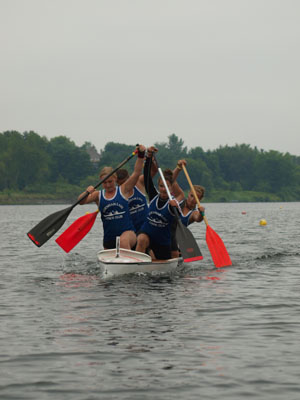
[
  {"left": 128, "top": 186, "right": 148, "bottom": 232},
  {"left": 179, "top": 200, "right": 196, "bottom": 227},
  {"left": 99, "top": 186, "right": 135, "bottom": 243},
  {"left": 140, "top": 195, "right": 174, "bottom": 246}
]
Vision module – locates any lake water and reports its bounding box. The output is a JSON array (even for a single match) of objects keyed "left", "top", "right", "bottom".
[{"left": 0, "top": 202, "right": 300, "bottom": 400}]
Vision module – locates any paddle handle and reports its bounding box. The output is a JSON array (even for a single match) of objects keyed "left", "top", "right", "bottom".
[{"left": 182, "top": 164, "right": 209, "bottom": 227}]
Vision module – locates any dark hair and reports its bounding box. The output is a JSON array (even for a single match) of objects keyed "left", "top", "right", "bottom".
[
  {"left": 116, "top": 169, "right": 129, "bottom": 181},
  {"left": 158, "top": 168, "right": 173, "bottom": 185}
]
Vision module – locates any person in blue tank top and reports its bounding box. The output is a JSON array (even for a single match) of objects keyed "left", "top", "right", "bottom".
[
  {"left": 180, "top": 186, "right": 205, "bottom": 225},
  {"left": 78, "top": 145, "right": 146, "bottom": 250},
  {"left": 116, "top": 160, "right": 158, "bottom": 232},
  {"left": 135, "top": 147, "right": 181, "bottom": 260},
  {"left": 170, "top": 166, "right": 206, "bottom": 257},
  {"left": 116, "top": 169, "right": 148, "bottom": 233},
  {"left": 172, "top": 175, "right": 205, "bottom": 227}
]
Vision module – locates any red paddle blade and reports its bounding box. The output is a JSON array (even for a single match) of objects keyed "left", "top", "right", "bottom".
[
  {"left": 206, "top": 225, "right": 232, "bottom": 268},
  {"left": 55, "top": 211, "right": 98, "bottom": 253}
]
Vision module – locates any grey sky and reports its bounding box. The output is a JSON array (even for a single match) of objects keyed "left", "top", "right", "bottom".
[{"left": 1, "top": 0, "right": 300, "bottom": 155}]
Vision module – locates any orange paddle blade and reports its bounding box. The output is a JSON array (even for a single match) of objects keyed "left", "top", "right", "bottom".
[
  {"left": 206, "top": 225, "right": 232, "bottom": 268},
  {"left": 55, "top": 211, "right": 99, "bottom": 253}
]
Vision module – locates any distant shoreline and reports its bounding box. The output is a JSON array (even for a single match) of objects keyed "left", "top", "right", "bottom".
[
  {"left": 0, "top": 190, "right": 297, "bottom": 205},
  {"left": 0, "top": 194, "right": 75, "bottom": 206},
  {"left": 0, "top": 198, "right": 293, "bottom": 205}
]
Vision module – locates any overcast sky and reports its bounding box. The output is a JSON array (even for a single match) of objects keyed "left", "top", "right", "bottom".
[{"left": 1, "top": 0, "right": 300, "bottom": 155}]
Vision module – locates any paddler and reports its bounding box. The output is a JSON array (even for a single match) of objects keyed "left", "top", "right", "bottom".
[
  {"left": 115, "top": 168, "right": 148, "bottom": 233},
  {"left": 171, "top": 160, "right": 205, "bottom": 224},
  {"left": 135, "top": 146, "right": 181, "bottom": 260},
  {"left": 170, "top": 160, "right": 205, "bottom": 257},
  {"left": 115, "top": 154, "right": 157, "bottom": 233},
  {"left": 78, "top": 144, "right": 146, "bottom": 250}
]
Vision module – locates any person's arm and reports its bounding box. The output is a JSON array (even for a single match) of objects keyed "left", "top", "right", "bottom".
[
  {"left": 136, "top": 174, "right": 146, "bottom": 193},
  {"left": 78, "top": 186, "right": 99, "bottom": 205},
  {"left": 150, "top": 154, "right": 158, "bottom": 177},
  {"left": 172, "top": 159, "right": 186, "bottom": 182},
  {"left": 168, "top": 198, "right": 179, "bottom": 213},
  {"left": 172, "top": 181, "right": 185, "bottom": 202},
  {"left": 172, "top": 159, "right": 186, "bottom": 202},
  {"left": 188, "top": 206, "right": 205, "bottom": 224},
  {"left": 122, "top": 145, "right": 146, "bottom": 197}
]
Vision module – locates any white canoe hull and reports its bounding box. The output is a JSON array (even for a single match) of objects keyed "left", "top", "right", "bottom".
[{"left": 97, "top": 248, "right": 181, "bottom": 277}]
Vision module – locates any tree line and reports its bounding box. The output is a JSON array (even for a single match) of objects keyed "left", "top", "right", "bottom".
[{"left": 1, "top": 130, "right": 299, "bottom": 202}]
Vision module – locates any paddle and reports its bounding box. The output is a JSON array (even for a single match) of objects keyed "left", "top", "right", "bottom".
[
  {"left": 182, "top": 164, "right": 232, "bottom": 268},
  {"left": 154, "top": 156, "right": 203, "bottom": 262},
  {"left": 27, "top": 148, "right": 138, "bottom": 247},
  {"left": 55, "top": 210, "right": 99, "bottom": 253}
]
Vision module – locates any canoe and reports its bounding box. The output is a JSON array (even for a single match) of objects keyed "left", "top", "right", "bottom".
[
  {"left": 97, "top": 248, "right": 181, "bottom": 277},
  {"left": 97, "top": 236, "right": 182, "bottom": 277},
  {"left": 97, "top": 235, "right": 182, "bottom": 277}
]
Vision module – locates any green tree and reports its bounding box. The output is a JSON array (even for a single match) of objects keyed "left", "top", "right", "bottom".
[
  {"left": 253, "top": 150, "right": 298, "bottom": 194},
  {"left": 154, "top": 133, "right": 188, "bottom": 170},
  {"left": 213, "top": 144, "right": 259, "bottom": 190},
  {"left": 183, "top": 157, "right": 214, "bottom": 194},
  {"left": 1, "top": 131, "right": 299, "bottom": 202},
  {"left": 48, "top": 136, "right": 94, "bottom": 184},
  {"left": 98, "top": 142, "right": 138, "bottom": 172}
]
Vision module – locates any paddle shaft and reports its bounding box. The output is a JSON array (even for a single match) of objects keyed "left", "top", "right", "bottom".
[{"left": 182, "top": 164, "right": 208, "bottom": 226}]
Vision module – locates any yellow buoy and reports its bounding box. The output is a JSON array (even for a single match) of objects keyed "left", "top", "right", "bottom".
[{"left": 259, "top": 219, "right": 267, "bottom": 226}]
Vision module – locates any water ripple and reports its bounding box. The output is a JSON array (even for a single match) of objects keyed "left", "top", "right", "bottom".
[{"left": 1, "top": 203, "right": 300, "bottom": 399}]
